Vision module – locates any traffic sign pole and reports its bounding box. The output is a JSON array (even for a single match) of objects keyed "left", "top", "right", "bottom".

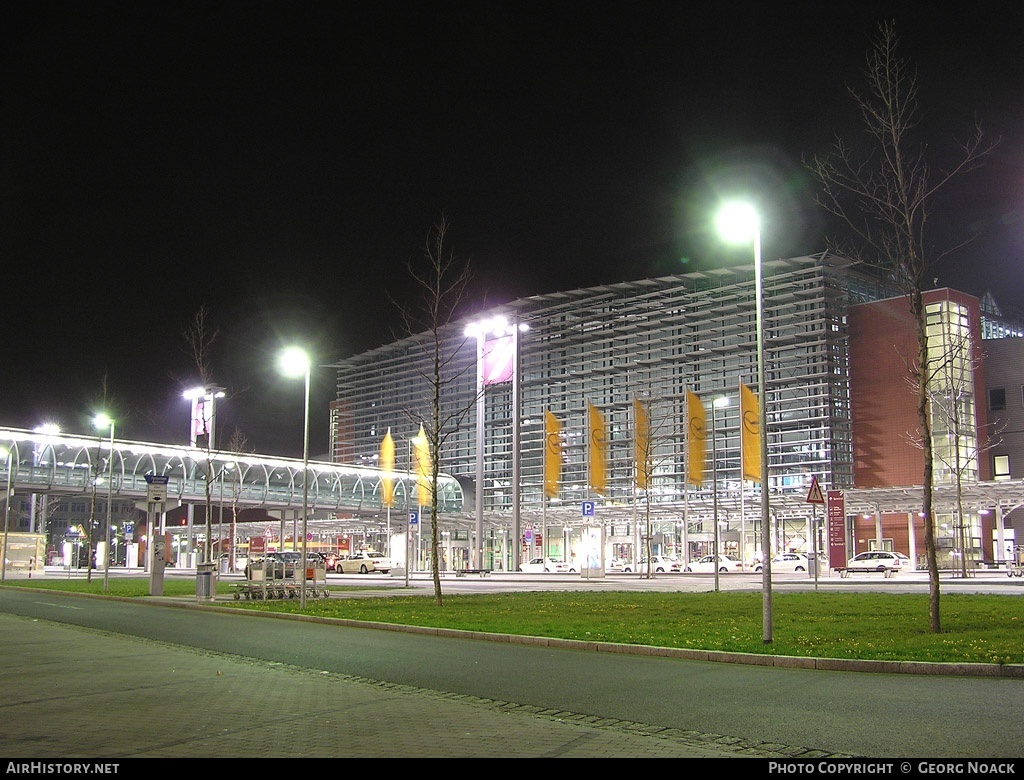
[{"left": 805, "top": 476, "right": 825, "bottom": 590}]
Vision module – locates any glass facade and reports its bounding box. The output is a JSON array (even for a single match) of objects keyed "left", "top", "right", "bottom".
[{"left": 331, "top": 252, "right": 897, "bottom": 564}]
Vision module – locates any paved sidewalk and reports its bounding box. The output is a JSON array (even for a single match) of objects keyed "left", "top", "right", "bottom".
[{"left": 0, "top": 613, "right": 796, "bottom": 759}]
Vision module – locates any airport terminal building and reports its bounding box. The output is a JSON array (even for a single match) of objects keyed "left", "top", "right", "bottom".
[{"left": 329, "top": 251, "right": 1024, "bottom": 571}]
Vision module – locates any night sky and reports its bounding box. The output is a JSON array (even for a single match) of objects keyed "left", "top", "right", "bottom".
[{"left": 4, "top": 2, "right": 1022, "bottom": 458}]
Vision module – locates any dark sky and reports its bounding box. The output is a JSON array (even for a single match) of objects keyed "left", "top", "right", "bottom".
[{"left": 4, "top": 2, "right": 1022, "bottom": 458}]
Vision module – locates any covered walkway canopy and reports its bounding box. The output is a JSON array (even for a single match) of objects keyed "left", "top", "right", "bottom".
[{"left": 0, "top": 427, "right": 464, "bottom": 516}]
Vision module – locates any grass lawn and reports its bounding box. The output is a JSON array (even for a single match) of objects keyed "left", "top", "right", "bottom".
[{"left": 6, "top": 577, "right": 1023, "bottom": 665}]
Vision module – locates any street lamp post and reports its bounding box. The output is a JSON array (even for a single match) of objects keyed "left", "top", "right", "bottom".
[
  {"left": 711, "top": 396, "right": 729, "bottom": 593},
  {"left": 280, "top": 347, "right": 311, "bottom": 608},
  {"left": 183, "top": 386, "right": 226, "bottom": 449},
  {"left": 1, "top": 445, "right": 12, "bottom": 583},
  {"left": 716, "top": 201, "right": 773, "bottom": 643},
  {"left": 30, "top": 424, "right": 60, "bottom": 537},
  {"left": 184, "top": 385, "right": 225, "bottom": 564},
  {"left": 464, "top": 316, "right": 528, "bottom": 571},
  {"left": 94, "top": 414, "right": 115, "bottom": 593}
]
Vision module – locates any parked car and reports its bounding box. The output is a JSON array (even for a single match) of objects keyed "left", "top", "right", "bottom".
[
  {"left": 684, "top": 554, "right": 743, "bottom": 573},
  {"left": 753, "top": 552, "right": 811, "bottom": 573},
  {"left": 336, "top": 550, "right": 391, "bottom": 574},
  {"left": 624, "top": 555, "right": 681, "bottom": 573},
  {"left": 845, "top": 550, "right": 904, "bottom": 573},
  {"left": 519, "top": 557, "right": 576, "bottom": 573},
  {"left": 605, "top": 558, "right": 629, "bottom": 573}
]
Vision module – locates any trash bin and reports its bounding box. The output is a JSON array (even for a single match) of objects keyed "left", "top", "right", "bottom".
[{"left": 196, "top": 562, "right": 217, "bottom": 601}]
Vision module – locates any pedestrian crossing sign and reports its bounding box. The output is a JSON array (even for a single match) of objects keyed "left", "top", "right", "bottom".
[{"left": 805, "top": 476, "right": 825, "bottom": 504}]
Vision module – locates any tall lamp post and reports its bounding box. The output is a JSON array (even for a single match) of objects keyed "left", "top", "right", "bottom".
[
  {"left": 183, "top": 386, "right": 226, "bottom": 449},
  {"left": 31, "top": 423, "right": 60, "bottom": 536},
  {"left": 710, "top": 396, "right": 729, "bottom": 593},
  {"left": 464, "top": 316, "right": 528, "bottom": 571},
  {"left": 1, "top": 445, "right": 13, "bottom": 584},
  {"left": 280, "top": 347, "right": 311, "bottom": 608},
  {"left": 94, "top": 414, "right": 115, "bottom": 593},
  {"left": 716, "top": 201, "right": 773, "bottom": 644},
  {"left": 183, "top": 385, "right": 225, "bottom": 564}
]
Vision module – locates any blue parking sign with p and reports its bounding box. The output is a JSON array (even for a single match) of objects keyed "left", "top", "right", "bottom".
[
  {"left": 409, "top": 511, "right": 419, "bottom": 525},
  {"left": 581, "top": 501, "right": 595, "bottom": 517}
]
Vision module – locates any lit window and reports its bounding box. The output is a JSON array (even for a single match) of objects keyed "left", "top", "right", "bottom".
[{"left": 993, "top": 455, "right": 1011, "bottom": 480}]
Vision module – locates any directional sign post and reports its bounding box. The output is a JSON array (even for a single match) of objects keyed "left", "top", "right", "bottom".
[
  {"left": 805, "top": 476, "right": 825, "bottom": 590},
  {"left": 405, "top": 512, "right": 419, "bottom": 587},
  {"left": 145, "top": 474, "right": 169, "bottom": 504}
]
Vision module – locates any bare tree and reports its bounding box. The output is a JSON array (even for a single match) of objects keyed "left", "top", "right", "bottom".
[
  {"left": 223, "top": 426, "right": 253, "bottom": 573},
  {"left": 634, "top": 396, "right": 655, "bottom": 578},
  {"left": 182, "top": 305, "right": 220, "bottom": 565},
  {"left": 85, "top": 371, "right": 118, "bottom": 582},
  {"left": 393, "top": 214, "right": 477, "bottom": 605},
  {"left": 634, "top": 394, "right": 687, "bottom": 579},
  {"left": 806, "top": 21, "right": 997, "bottom": 632}
]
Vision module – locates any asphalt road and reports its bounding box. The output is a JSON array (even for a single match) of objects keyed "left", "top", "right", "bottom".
[{"left": 1, "top": 583, "right": 1022, "bottom": 758}]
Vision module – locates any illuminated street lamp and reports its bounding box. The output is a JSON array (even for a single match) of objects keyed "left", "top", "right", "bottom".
[
  {"left": 183, "top": 385, "right": 225, "bottom": 564},
  {"left": 94, "top": 413, "right": 115, "bottom": 593},
  {"left": 279, "top": 347, "right": 311, "bottom": 608},
  {"left": 715, "top": 201, "right": 773, "bottom": 643},
  {"left": 183, "top": 386, "right": 226, "bottom": 449},
  {"left": 31, "top": 424, "right": 60, "bottom": 536},
  {"left": 464, "top": 315, "right": 528, "bottom": 571}
]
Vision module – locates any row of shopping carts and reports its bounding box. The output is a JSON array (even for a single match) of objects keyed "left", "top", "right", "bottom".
[{"left": 232, "top": 556, "right": 331, "bottom": 600}]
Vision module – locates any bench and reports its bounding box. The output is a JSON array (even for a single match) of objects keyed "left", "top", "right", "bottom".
[
  {"left": 455, "top": 568, "right": 492, "bottom": 577},
  {"left": 834, "top": 567, "right": 897, "bottom": 579}
]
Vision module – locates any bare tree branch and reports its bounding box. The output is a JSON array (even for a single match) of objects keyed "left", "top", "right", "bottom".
[
  {"left": 808, "top": 22, "right": 997, "bottom": 282},
  {"left": 806, "top": 20, "right": 998, "bottom": 632},
  {"left": 395, "top": 213, "right": 477, "bottom": 605}
]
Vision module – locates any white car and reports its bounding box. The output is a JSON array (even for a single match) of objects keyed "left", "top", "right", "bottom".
[
  {"left": 336, "top": 551, "right": 391, "bottom": 574},
  {"left": 845, "top": 550, "right": 903, "bottom": 573},
  {"left": 753, "top": 552, "right": 811, "bottom": 573},
  {"left": 684, "top": 554, "right": 743, "bottom": 573},
  {"left": 624, "top": 555, "right": 681, "bottom": 573},
  {"left": 520, "top": 557, "right": 576, "bottom": 573}
]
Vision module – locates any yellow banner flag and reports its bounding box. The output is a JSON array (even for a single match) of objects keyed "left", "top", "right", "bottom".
[
  {"left": 412, "top": 424, "right": 432, "bottom": 506},
  {"left": 741, "top": 384, "right": 761, "bottom": 483},
  {"left": 588, "top": 403, "right": 607, "bottom": 495},
  {"left": 687, "top": 391, "right": 706, "bottom": 486},
  {"left": 544, "top": 409, "right": 562, "bottom": 498},
  {"left": 380, "top": 428, "right": 395, "bottom": 507},
  {"left": 634, "top": 398, "right": 650, "bottom": 490}
]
